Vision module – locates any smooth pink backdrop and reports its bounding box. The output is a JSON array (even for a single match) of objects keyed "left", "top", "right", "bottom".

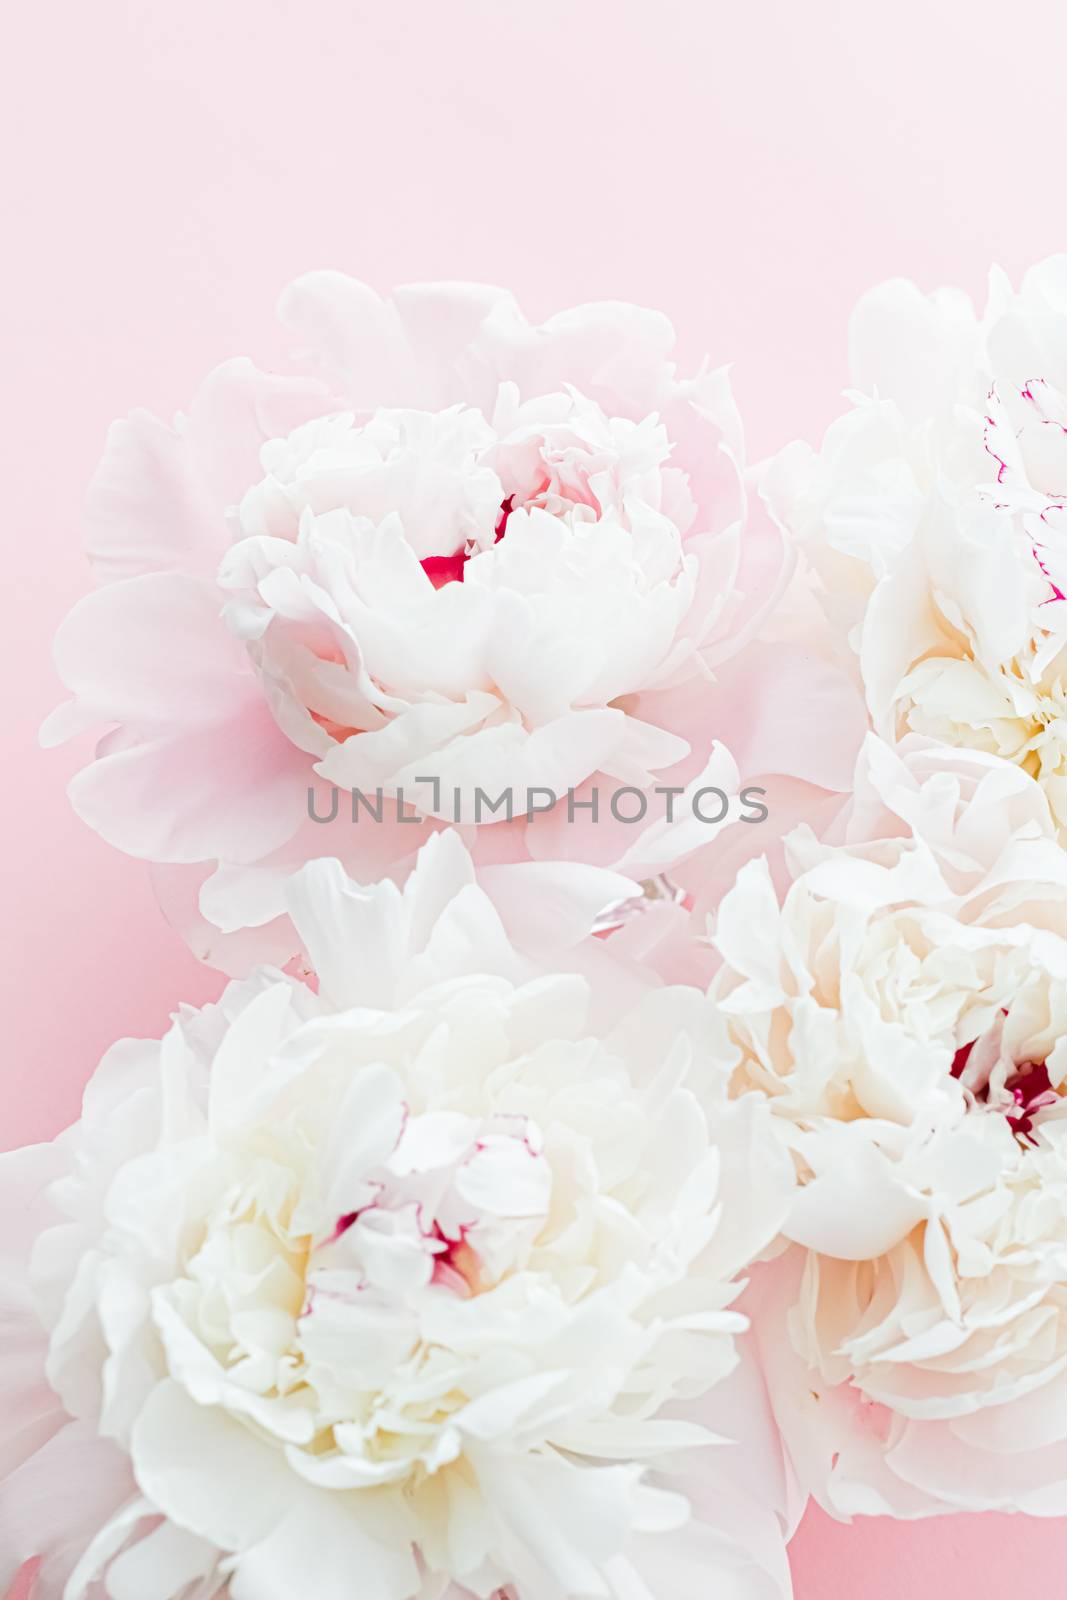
[{"left": 4, "top": 2, "right": 1067, "bottom": 1593}]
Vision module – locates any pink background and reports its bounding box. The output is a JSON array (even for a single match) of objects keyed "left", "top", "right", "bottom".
[{"left": 4, "top": 1, "right": 1067, "bottom": 1592}]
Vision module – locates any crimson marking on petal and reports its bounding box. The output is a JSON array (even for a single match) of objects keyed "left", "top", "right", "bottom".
[
  {"left": 953, "top": 1036, "right": 1057, "bottom": 1145},
  {"left": 320, "top": 1179, "right": 387, "bottom": 1249},
  {"left": 420, "top": 550, "right": 469, "bottom": 588},
  {"left": 1005, "top": 1062, "right": 1057, "bottom": 1145},
  {"left": 950, "top": 1040, "right": 974, "bottom": 1080},
  {"left": 494, "top": 494, "right": 515, "bottom": 542},
  {"left": 419, "top": 496, "right": 514, "bottom": 588}
]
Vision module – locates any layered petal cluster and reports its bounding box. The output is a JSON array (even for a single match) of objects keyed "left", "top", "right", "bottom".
[
  {"left": 1, "top": 834, "right": 795, "bottom": 1600},
  {"left": 766, "top": 256, "right": 1067, "bottom": 838},
  {"left": 706, "top": 734, "right": 1067, "bottom": 1515},
  {"left": 42, "top": 277, "right": 806, "bottom": 971}
]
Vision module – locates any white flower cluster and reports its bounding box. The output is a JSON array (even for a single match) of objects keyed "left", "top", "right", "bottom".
[
  {"left": 767, "top": 258, "right": 1067, "bottom": 835},
  {"left": 711, "top": 738, "right": 1067, "bottom": 1515},
  {"left": 10, "top": 261, "right": 1067, "bottom": 1600},
  {"left": 2, "top": 836, "right": 794, "bottom": 1600}
]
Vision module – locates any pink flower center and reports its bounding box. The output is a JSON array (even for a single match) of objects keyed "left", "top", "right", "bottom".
[
  {"left": 428, "top": 1224, "right": 482, "bottom": 1296},
  {"left": 327, "top": 1206, "right": 483, "bottom": 1296}
]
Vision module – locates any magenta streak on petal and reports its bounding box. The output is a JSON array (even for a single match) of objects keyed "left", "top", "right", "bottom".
[
  {"left": 419, "top": 496, "right": 514, "bottom": 588},
  {"left": 1022, "top": 379, "right": 1067, "bottom": 432},
  {"left": 983, "top": 386, "right": 1011, "bottom": 485},
  {"left": 1031, "top": 523, "right": 1067, "bottom": 603},
  {"left": 322, "top": 1180, "right": 386, "bottom": 1248},
  {"left": 428, "top": 1222, "right": 476, "bottom": 1296},
  {"left": 985, "top": 425, "right": 1010, "bottom": 485},
  {"left": 982, "top": 386, "right": 1067, "bottom": 604},
  {"left": 300, "top": 1274, "right": 371, "bottom": 1318},
  {"left": 470, "top": 1127, "right": 542, "bottom": 1163}
]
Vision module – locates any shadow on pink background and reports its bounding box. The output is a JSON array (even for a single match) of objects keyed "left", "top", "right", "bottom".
[{"left": 4, "top": 1, "right": 1066, "bottom": 1591}]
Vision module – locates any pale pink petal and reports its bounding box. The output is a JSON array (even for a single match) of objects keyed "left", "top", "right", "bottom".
[{"left": 85, "top": 359, "right": 330, "bottom": 584}]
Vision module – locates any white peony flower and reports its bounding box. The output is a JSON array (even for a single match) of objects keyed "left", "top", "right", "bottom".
[
  {"left": 40, "top": 277, "right": 815, "bottom": 973},
  {"left": 1, "top": 833, "right": 795, "bottom": 1600},
  {"left": 704, "top": 733, "right": 1067, "bottom": 1516},
  {"left": 765, "top": 256, "right": 1067, "bottom": 839}
]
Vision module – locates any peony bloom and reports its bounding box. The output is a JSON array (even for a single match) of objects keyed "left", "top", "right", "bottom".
[
  {"left": 766, "top": 256, "right": 1067, "bottom": 840},
  {"left": 40, "top": 276, "right": 826, "bottom": 973},
  {"left": 1, "top": 833, "right": 795, "bottom": 1600},
  {"left": 705, "top": 733, "right": 1067, "bottom": 1516}
]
